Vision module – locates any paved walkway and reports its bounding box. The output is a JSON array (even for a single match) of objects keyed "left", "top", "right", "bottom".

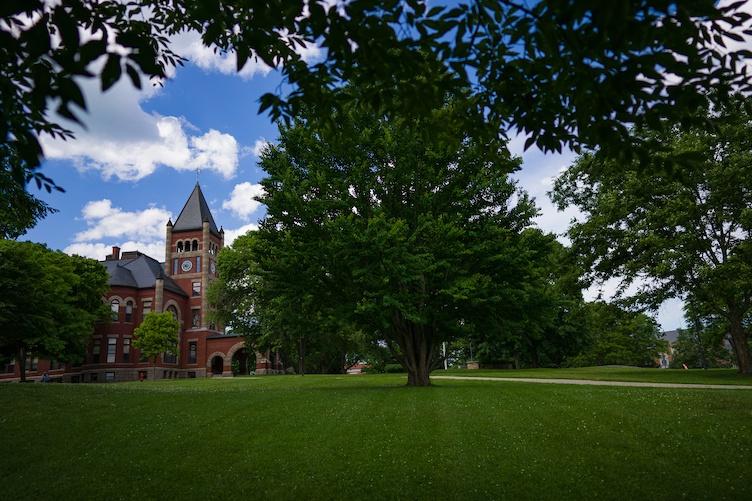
[{"left": 432, "top": 375, "right": 752, "bottom": 390}]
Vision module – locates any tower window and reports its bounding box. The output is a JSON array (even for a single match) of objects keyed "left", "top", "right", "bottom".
[
  {"left": 192, "top": 281, "right": 201, "bottom": 297},
  {"left": 188, "top": 342, "right": 197, "bottom": 364},
  {"left": 125, "top": 301, "right": 133, "bottom": 322},
  {"left": 191, "top": 309, "right": 200, "bottom": 328},
  {"left": 177, "top": 241, "right": 183, "bottom": 253},
  {"left": 196, "top": 256, "right": 201, "bottom": 272},
  {"left": 192, "top": 239, "right": 198, "bottom": 251},
  {"left": 110, "top": 299, "right": 119, "bottom": 321}
]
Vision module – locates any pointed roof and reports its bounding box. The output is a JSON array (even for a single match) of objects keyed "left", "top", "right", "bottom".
[
  {"left": 101, "top": 252, "right": 187, "bottom": 297},
  {"left": 172, "top": 183, "right": 219, "bottom": 235}
]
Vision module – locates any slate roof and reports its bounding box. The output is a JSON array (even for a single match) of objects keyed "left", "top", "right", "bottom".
[
  {"left": 661, "top": 329, "right": 681, "bottom": 344},
  {"left": 102, "top": 252, "right": 187, "bottom": 297},
  {"left": 172, "top": 183, "right": 220, "bottom": 235}
]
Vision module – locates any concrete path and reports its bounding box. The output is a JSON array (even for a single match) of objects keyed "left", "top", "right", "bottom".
[{"left": 432, "top": 375, "right": 752, "bottom": 390}]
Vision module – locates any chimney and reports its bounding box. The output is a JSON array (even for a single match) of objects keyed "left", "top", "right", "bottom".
[{"left": 112, "top": 246, "right": 121, "bottom": 260}]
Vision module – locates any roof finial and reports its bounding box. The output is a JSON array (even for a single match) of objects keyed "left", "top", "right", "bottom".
[{"left": 196, "top": 165, "right": 201, "bottom": 185}]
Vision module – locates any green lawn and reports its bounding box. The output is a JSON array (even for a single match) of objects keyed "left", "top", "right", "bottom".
[
  {"left": 434, "top": 366, "right": 752, "bottom": 385},
  {"left": 2, "top": 374, "right": 751, "bottom": 500}
]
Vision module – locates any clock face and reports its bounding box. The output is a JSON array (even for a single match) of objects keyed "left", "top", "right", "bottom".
[
  {"left": 181, "top": 260, "right": 193, "bottom": 272},
  {"left": 210, "top": 261, "right": 216, "bottom": 274}
]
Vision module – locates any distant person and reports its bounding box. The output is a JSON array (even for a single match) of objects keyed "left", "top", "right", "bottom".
[
  {"left": 41, "top": 372, "right": 50, "bottom": 383},
  {"left": 682, "top": 363, "right": 689, "bottom": 370}
]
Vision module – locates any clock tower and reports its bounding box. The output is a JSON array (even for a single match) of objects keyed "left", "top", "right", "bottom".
[{"left": 164, "top": 183, "right": 224, "bottom": 335}]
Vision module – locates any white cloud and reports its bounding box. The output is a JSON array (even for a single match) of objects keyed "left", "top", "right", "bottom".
[
  {"left": 65, "top": 240, "right": 167, "bottom": 263},
  {"left": 73, "top": 199, "right": 171, "bottom": 243},
  {"left": 224, "top": 223, "right": 259, "bottom": 246},
  {"left": 169, "top": 31, "right": 273, "bottom": 79},
  {"left": 222, "top": 182, "right": 265, "bottom": 220},
  {"left": 510, "top": 134, "right": 581, "bottom": 239},
  {"left": 251, "top": 138, "right": 271, "bottom": 157},
  {"left": 168, "top": 30, "right": 323, "bottom": 80},
  {"left": 40, "top": 72, "right": 240, "bottom": 181}
]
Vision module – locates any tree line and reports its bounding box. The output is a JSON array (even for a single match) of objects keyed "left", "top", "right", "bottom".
[
  {"left": 208, "top": 88, "right": 751, "bottom": 385},
  {"left": 2, "top": 1, "right": 751, "bottom": 385}
]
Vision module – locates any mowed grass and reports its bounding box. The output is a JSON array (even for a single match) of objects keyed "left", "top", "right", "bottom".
[
  {"left": 435, "top": 366, "right": 752, "bottom": 385},
  {"left": 1, "top": 375, "right": 751, "bottom": 500}
]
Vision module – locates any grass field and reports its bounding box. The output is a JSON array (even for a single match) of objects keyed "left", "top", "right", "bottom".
[
  {"left": 2, "top": 374, "right": 751, "bottom": 500},
  {"left": 433, "top": 366, "right": 752, "bottom": 385}
]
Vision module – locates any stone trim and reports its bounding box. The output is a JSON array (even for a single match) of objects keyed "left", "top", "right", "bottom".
[
  {"left": 226, "top": 342, "right": 246, "bottom": 360},
  {"left": 206, "top": 351, "right": 227, "bottom": 365}
]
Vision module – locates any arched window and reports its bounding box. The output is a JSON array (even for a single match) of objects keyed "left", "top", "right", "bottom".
[
  {"left": 110, "top": 299, "right": 120, "bottom": 321},
  {"left": 192, "top": 239, "right": 199, "bottom": 251},
  {"left": 177, "top": 241, "right": 183, "bottom": 253},
  {"left": 125, "top": 301, "right": 133, "bottom": 322}
]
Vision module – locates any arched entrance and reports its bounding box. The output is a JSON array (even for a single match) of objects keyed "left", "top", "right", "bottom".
[
  {"left": 231, "top": 348, "right": 255, "bottom": 376},
  {"left": 210, "top": 355, "right": 224, "bottom": 375}
]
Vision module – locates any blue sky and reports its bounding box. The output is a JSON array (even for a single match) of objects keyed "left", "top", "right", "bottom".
[{"left": 23, "top": 36, "right": 685, "bottom": 330}]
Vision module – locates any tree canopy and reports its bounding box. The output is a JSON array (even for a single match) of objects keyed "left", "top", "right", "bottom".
[
  {"left": 0, "top": 240, "right": 109, "bottom": 380},
  {"left": 132, "top": 311, "right": 179, "bottom": 377},
  {"left": 2, "top": 0, "right": 751, "bottom": 191},
  {"left": 210, "top": 92, "right": 545, "bottom": 385},
  {"left": 566, "top": 302, "right": 666, "bottom": 368},
  {"left": 0, "top": 145, "right": 55, "bottom": 239},
  {"left": 552, "top": 95, "right": 752, "bottom": 373}
]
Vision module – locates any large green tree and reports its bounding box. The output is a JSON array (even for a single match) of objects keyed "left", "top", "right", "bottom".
[
  {"left": 216, "top": 93, "right": 541, "bottom": 386},
  {"left": 0, "top": 241, "right": 109, "bottom": 381},
  {"left": 552, "top": 95, "right": 752, "bottom": 373},
  {"left": 471, "top": 229, "right": 589, "bottom": 368},
  {"left": 566, "top": 302, "right": 666, "bottom": 368}
]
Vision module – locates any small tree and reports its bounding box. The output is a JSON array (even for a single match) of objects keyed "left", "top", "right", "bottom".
[{"left": 133, "top": 312, "right": 179, "bottom": 380}]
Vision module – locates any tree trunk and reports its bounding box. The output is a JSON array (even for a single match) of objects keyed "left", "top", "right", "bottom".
[
  {"left": 402, "top": 327, "right": 433, "bottom": 387},
  {"left": 298, "top": 336, "right": 305, "bottom": 376},
  {"left": 728, "top": 312, "right": 752, "bottom": 374},
  {"left": 17, "top": 344, "right": 26, "bottom": 383}
]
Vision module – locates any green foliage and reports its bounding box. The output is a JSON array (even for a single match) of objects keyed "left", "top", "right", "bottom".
[
  {"left": 471, "top": 230, "right": 589, "bottom": 368},
  {"left": 552, "top": 94, "right": 752, "bottom": 373},
  {"left": 0, "top": 0, "right": 183, "bottom": 184},
  {"left": 3, "top": 1, "right": 751, "bottom": 193},
  {"left": 565, "top": 302, "right": 666, "bottom": 368},
  {"left": 0, "top": 240, "right": 109, "bottom": 379},
  {"left": 226, "top": 92, "right": 539, "bottom": 385},
  {"left": 1, "top": 376, "right": 752, "bottom": 498},
  {"left": 670, "top": 323, "right": 733, "bottom": 369},
  {"left": 132, "top": 312, "right": 179, "bottom": 363},
  {"left": 0, "top": 146, "right": 56, "bottom": 239}
]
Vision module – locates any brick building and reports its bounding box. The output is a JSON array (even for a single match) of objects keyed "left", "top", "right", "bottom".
[{"left": 1, "top": 184, "right": 284, "bottom": 382}]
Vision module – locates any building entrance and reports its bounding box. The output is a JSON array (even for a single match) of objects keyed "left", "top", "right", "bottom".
[{"left": 210, "top": 355, "right": 223, "bottom": 375}]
